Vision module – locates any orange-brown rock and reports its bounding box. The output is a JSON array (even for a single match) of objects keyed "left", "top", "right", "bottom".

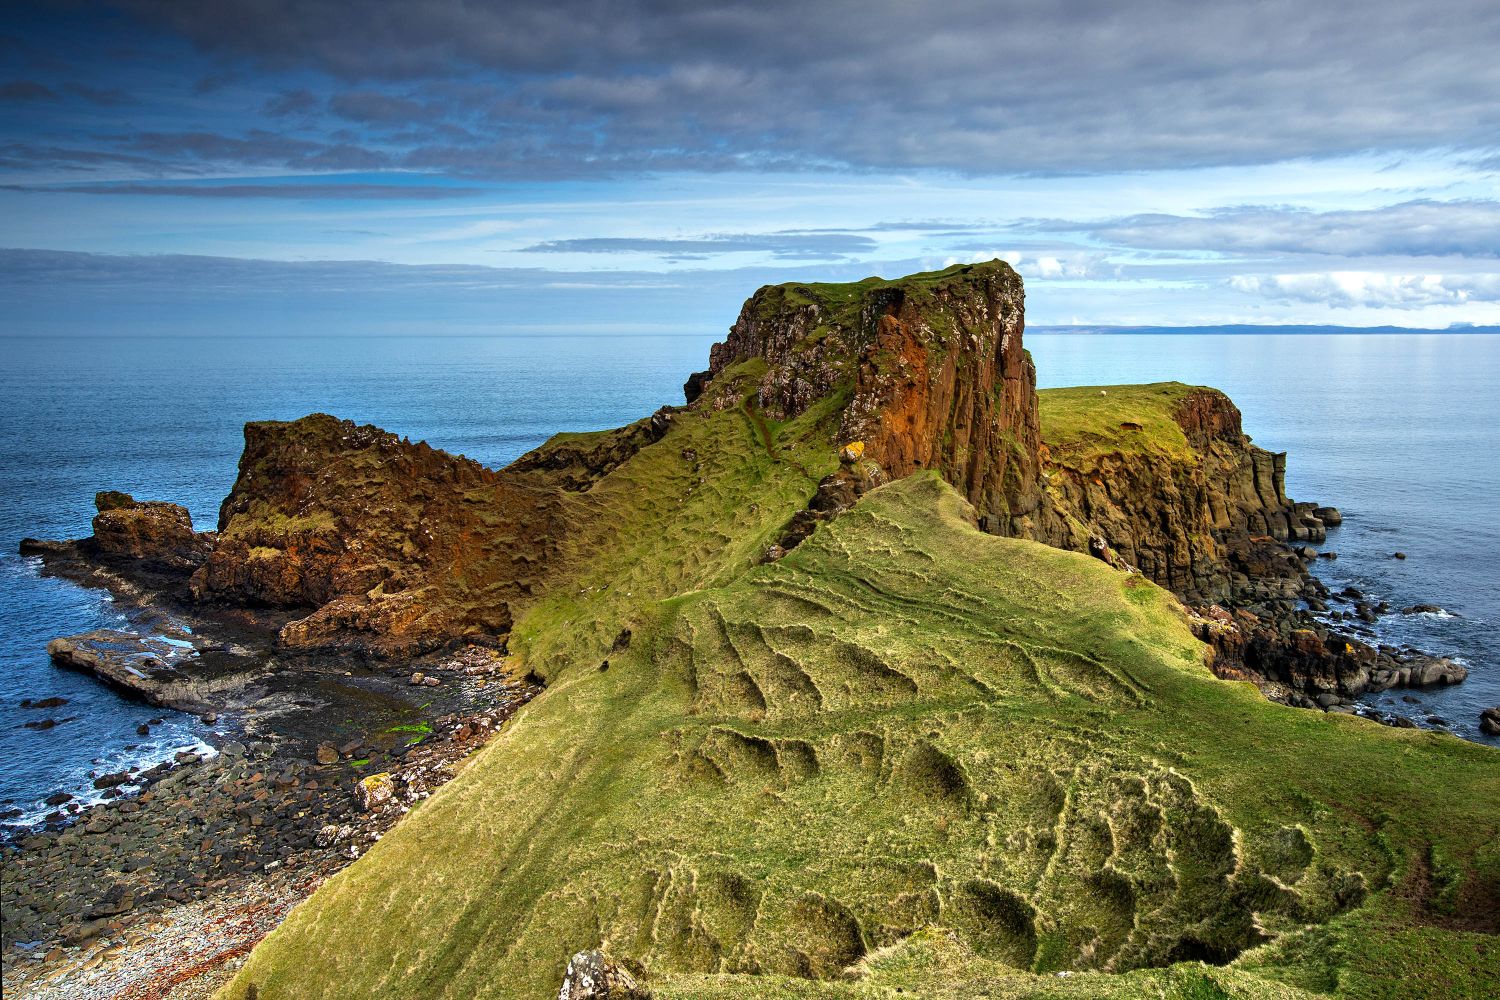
[
  {"left": 90, "top": 492, "right": 212, "bottom": 572},
  {"left": 189, "top": 414, "right": 571, "bottom": 656},
  {"left": 692, "top": 261, "right": 1041, "bottom": 533}
]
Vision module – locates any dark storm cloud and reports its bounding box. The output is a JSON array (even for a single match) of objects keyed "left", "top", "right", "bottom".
[
  {"left": 2, "top": 182, "right": 480, "bottom": 199},
  {"left": 0, "top": 80, "right": 57, "bottom": 100},
  {"left": 1034, "top": 200, "right": 1500, "bottom": 258},
  {"left": 64, "top": 83, "right": 130, "bottom": 105},
  {"left": 520, "top": 233, "right": 879, "bottom": 260},
  {"left": 122, "top": 130, "right": 394, "bottom": 171},
  {"left": 328, "top": 91, "right": 430, "bottom": 125},
  {"left": 264, "top": 89, "right": 318, "bottom": 117},
  {"left": 102, "top": 0, "right": 1500, "bottom": 176}
]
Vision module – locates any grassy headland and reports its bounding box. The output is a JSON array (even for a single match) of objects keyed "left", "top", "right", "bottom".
[{"left": 220, "top": 356, "right": 1498, "bottom": 999}]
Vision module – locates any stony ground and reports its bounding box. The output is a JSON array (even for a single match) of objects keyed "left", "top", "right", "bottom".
[{"left": 1, "top": 647, "right": 539, "bottom": 1000}]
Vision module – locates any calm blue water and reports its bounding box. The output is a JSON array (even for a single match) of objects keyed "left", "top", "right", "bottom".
[{"left": 1, "top": 333, "right": 1496, "bottom": 820}]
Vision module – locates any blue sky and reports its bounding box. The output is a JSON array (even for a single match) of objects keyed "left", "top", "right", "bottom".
[{"left": 2, "top": 1, "right": 1498, "bottom": 335}]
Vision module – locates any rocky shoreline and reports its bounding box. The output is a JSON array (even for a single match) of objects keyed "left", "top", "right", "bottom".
[
  {"left": 3, "top": 498, "right": 542, "bottom": 998},
  {"left": 2, "top": 652, "right": 537, "bottom": 998}
]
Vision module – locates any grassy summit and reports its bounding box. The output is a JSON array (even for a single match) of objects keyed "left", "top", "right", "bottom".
[
  {"left": 221, "top": 351, "right": 1497, "bottom": 998},
  {"left": 1039, "top": 383, "right": 1207, "bottom": 462}
]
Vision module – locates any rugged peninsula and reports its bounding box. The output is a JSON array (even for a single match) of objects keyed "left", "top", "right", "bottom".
[{"left": 7, "top": 262, "right": 1496, "bottom": 999}]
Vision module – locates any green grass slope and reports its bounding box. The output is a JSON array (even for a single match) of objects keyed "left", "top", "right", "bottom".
[
  {"left": 221, "top": 383, "right": 1498, "bottom": 1000},
  {"left": 1039, "top": 382, "right": 1205, "bottom": 462}
]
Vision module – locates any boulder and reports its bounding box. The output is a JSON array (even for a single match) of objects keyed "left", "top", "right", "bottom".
[
  {"left": 1404, "top": 656, "right": 1467, "bottom": 687},
  {"left": 90, "top": 492, "right": 213, "bottom": 571},
  {"left": 558, "top": 950, "right": 647, "bottom": 1000},
  {"left": 1480, "top": 707, "right": 1500, "bottom": 736},
  {"left": 357, "top": 772, "right": 395, "bottom": 811}
]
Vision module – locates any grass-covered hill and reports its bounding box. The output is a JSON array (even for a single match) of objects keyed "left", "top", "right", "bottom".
[{"left": 214, "top": 269, "right": 1498, "bottom": 998}]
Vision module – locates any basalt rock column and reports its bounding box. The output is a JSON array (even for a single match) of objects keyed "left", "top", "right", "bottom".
[{"left": 688, "top": 261, "right": 1042, "bottom": 533}]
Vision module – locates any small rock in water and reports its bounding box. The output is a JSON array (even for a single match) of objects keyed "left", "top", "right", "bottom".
[
  {"left": 137, "top": 723, "right": 150, "bottom": 735},
  {"left": 43, "top": 792, "right": 72, "bottom": 806},
  {"left": 1480, "top": 707, "right": 1500, "bottom": 736},
  {"left": 1392, "top": 551, "right": 1406, "bottom": 559},
  {"left": 1401, "top": 604, "right": 1446, "bottom": 615}
]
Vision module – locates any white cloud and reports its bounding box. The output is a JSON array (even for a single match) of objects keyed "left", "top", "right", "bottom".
[
  {"left": 942, "top": 250, "right": 1112, "bottom": 280},
  {"left": 1229, "top": 271, "right": 1500, "bottom": 309},
  {"left": 1045, "top": 200, "right": 1500, "bottom": 258}
]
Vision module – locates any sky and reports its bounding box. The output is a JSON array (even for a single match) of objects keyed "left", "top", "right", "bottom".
[{"left": 1, "top": 0, "right": 1498, "bottom": 336}]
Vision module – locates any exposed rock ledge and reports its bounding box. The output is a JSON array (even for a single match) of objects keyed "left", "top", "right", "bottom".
[{"left": 46, "top": 630, "right": 234, "bottom": 714}]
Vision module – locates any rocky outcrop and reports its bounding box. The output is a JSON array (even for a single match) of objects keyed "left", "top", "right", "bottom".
[
  {"left": 507, "top": 409, "right": 676, "bottom": 491},
  {"left": 188, "top": 414, "right": 571, "bottom": 657},
  {"left": 690, "top": 262, "right": 1042, "bottom": 534},
  {"left": 1481, "top": 707, "right": 1500, "bottom": 736},
  {"left": 47, "top": 630, "right": 215, "bottom": 712},
  {"left": 1030, "top": 385, "right": 1330, "bottom": 607},
  {"left": 1189, "top": 606, "right": 1467, "bottom": 708},
  {"left": 89, "top": 492, "right": 213, "bottom": 572},
  {"left": 557, "top": 951, "right": 647, "bottom": 1000},
  {"left": 23, "top": 264, "right": 1459, "bottom": 728}
]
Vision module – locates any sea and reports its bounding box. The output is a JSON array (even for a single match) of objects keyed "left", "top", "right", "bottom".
[{"left": 2, "top": 332, "right": 1496, "bottom": 825}]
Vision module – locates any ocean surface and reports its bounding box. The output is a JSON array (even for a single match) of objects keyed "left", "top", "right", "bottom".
[{"left": 2, "top": 332, "right": 1496, "bottom": 823}]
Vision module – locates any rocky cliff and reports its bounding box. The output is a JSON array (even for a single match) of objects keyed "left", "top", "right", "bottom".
[
  {"left": 188, "top": 414, "right": 570, "bottom": 656},
  {"left": 685, "top": 265, "right": 1331, "bottom": 609},
  {"left": 688, "top": 262, "right": 1042, "bottom": 534},
  {"left": 1028, "top": 383, "right": 1329, "bottom": 607}
]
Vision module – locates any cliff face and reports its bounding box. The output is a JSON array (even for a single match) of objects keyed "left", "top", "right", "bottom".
[
  {"left": 1029, "top": 383, "right": 1327, "bottom": 606},
  {"left": 685, "top": 266, "right": 1327, "bottom": 609},
  {"left": 189, "top": 414, "right": 570, "bottom": 656},
  {"left": 690, "top": 262, "right": 1042, "bottom": 533}
]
